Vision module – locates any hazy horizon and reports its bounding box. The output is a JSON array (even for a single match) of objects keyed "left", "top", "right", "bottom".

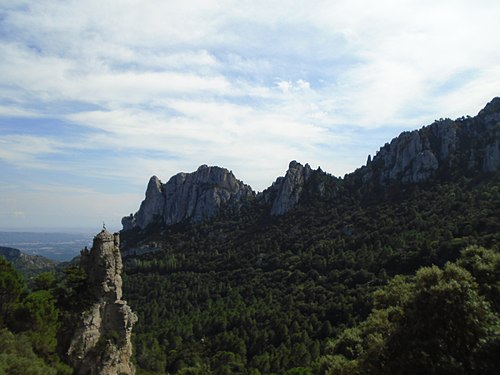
[{"left": 0, "top": 227, "right": 109, "bottom": 234}]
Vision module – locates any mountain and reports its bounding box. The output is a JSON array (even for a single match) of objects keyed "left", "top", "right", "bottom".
[
  {"left": 0, "top": 246, "right": 57, "bottom": 277},
  {"left": 123, "top": 99, "right": 499, "bottom": 234},
  {"left": 122, "top": 165, "right": 255, "bottom": 231},
  {"left": 349, "top": 96, "right": 500, "bottom": 187},
  {"left": 120, "top": 98, "right": 499, "bottom": 374}
]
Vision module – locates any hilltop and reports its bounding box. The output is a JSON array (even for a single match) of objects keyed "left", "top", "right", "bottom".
[{"left": 0, "top": 246, "right": 57, "bottom": 278}]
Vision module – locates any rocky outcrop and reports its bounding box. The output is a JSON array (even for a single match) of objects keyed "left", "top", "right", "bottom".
[
  {"left": 122, "top": 165, "right": 255, "bottom": 230},
  {"left": 356, "top": 97, "right": 500, "bottom": 186},
  {"left": 68, "top": 229, "right": 137, "bottom": 375},
  {"left": 479, "top": 97, "right": 500, "bottom": 172},
  {"left": 483, "top": 139, "right": 500, "bottom": 172},
  {"left": 264, "top": 161, "right": 313, "bottom": 215},
  {"left": 134, "top": 176, "right": 165, "bottom": 230},
  {"left": 369, "top": 130, "right": 439, "bottom": 184}
]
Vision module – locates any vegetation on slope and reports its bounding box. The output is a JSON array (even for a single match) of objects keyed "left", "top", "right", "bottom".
[
  {"left": 122, "top": 172, "right": 499, "bottom": 374},
  {"left": 0, "top": 246, "right": 57, "bottom": 279},
  {"left": 0, "top": 257, "right": 72, "bottom": 374},
  {"left": 319, "top": 246, "right": 499, "bottom": 374}
]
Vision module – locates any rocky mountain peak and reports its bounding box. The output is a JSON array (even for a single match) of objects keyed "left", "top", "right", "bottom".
[
  {"left": 265, "top": 161, "right": 313, "bottom": 216},
  {"left": 478, "top": 96, "right": 500, "bottom": 117},
  {"left": 68, "top": 229, "right": 137, "bottom": 375},
  {"left": 81, "top": 229, "right": 123, "bottom": 300},
  {"left": 353, "top": 98, "right": 500, "bottom": 185},
  {"left": 122, "top": 165, "right": 255, "bottom": 231}
]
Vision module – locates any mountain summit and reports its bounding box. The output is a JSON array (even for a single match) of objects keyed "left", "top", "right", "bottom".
[
  {"left": 351, "top": 97, "right": 500, "bottom": 186},
  {"left": 122, "top": 165, "right": 255, "bottom": 231}
]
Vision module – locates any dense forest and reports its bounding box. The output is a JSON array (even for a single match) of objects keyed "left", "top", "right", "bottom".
[
  {"left": 121, "top": 171, "right": 499, "bottom": 374},
  {"left": 0, "top": 256, "right": 75, "bottom": 374}
]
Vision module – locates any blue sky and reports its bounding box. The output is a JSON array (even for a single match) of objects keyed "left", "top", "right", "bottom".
[{"left": 1, "top": 0, "right": 499, "bottom": 231}]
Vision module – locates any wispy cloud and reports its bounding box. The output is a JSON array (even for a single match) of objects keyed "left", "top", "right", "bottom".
[
  {"left": 0, "top": 135, "right": 65, "bottom": 169},
  {"left": 0, "top": 0, "right": 499, "bottom": 228}
]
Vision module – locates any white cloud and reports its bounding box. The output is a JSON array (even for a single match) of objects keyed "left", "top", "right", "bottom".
[
  {"left": 3, "top": 1, "right": 499, "bottom": 123},
  {"left": 0, "top": 43, "right": 232, "bottom": 106},
  {"left": 276, "top": 79, "right": 311, "bottom": 94},
  {"left": 0, "top": 105, "right": 40, "bottom": 118},
  {"left": 0, "top": 135, "right": 65, "bottom": 169},
  {"left": 1, "top": 0, "right": 499, "bottom": 228},
  {"left": 61, "top": 96, "right": 338, "bottom": 190}
]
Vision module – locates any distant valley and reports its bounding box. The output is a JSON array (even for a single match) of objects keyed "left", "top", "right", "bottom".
[{"left": 0, "top": 231, "right": 93, "bottom": 262}]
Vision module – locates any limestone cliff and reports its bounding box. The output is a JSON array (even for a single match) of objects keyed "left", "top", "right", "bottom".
[
  {"left": 133, "top": 176, "right": 165, "bottom": 230},
  {"left": 122, "top": 165, "right": 255, "bottom": 230},
  {"left": 68, "top": 229, "right": 137, "bottom": 375},
  {"left": 263, "top": 161, "right": 313, "bottom": 215},
  {"left": 354, "top": 97, "right": 500, "bottom": 186}
]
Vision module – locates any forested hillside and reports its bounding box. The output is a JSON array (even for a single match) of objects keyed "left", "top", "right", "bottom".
[
  {"left": 0, "top": 246, "right": 57, "bottom": 279},
  {"left": 120, "top": 99, "right": 499, "bottom": 374},
  {"left": 0, "top": 257, "right": 73, "bottom": 374},
  {"left": 122, "top": 171, "right": 499, "bottom": 374}
]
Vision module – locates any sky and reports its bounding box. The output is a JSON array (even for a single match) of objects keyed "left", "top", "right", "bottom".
[{"left": 1, "top": 0, "right": 499, "bottom": 232}]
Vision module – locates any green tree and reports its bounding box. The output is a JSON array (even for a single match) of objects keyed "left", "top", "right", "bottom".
[
  {"left": 32, "top": 271, "right": 56, "bottom": 291},
  {"left": 0, "top": 329, "right": 57, "bottom": 375},
  {"left": 285, "top": 367, "right": 313, "bottom": 375},
  {"left": 456, "top": 245, "right": 500, "bottom": 309},
  {"left": 322, "top": 248, "right": 500, "bottom": 374},
  {"left": 384, "top": 263, "right": 498, "bottom": 374},
  {"left": 0, "top": 257, "right": 25, "bottom": 327},
  {"left": 136, "top": 336, "right": 166, "bottom": 373},
  {"left": 12, "top": 290, "right": 59, "bottom": 356}
]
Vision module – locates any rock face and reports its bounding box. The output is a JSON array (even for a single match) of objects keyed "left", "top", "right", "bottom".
[
  {"left": 68, "top": 229, "right": 137, "bottom": 375},
  {"left": 369, "top": 129, "right": 439, "bottom": 184},
  {"left": 356, "top": 97, "right": 500, "bottom": 185},
  {"left": 131, "top": 175, "right": 165, "bottom": 230},
  {"left": 480, "top": 98, "right": 500, "bottom": 172},
  {"left": 264, "top": 161, "right": 313, "bottom": 215},
  {"left": 122, "top": 165, "right": 255, "bottom": 230}
]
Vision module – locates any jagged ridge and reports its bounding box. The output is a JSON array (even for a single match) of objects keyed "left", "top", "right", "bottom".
[
  {"left": 122, "top": 97, "right": 500, "bottom": 233},
  {"left": 352, "top": 97, "right": 500, "bottom": 186}
]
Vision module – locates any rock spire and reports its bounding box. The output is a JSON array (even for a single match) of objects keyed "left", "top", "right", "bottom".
[
  {"left": 266, "top": 161, "right": 313, "bottom": 216},
  {"left": 67, "top": 229, "right": 137, "bottom": 375}
]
